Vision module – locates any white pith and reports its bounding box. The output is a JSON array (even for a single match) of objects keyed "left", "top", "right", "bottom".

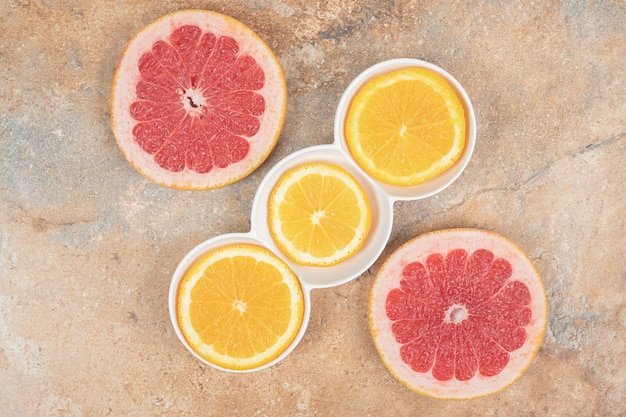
[
  {"left": 444, "top": 304, "right": 468, "bottom": 324},
  {"left": 182, "top": 88, "right": 206, "bottom": 114}
]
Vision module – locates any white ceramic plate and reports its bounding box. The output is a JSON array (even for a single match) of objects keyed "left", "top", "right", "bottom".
[{"left": 168, "top": 58, "right": 476, "bottom": 372}]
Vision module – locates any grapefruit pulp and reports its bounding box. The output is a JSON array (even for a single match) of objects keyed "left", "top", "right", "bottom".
[
  {"left": 369, "top": 229, "right": 547, "bottom": 399},
  {"left": 111, "top": 9, "right": 287, "bottom": 190}
]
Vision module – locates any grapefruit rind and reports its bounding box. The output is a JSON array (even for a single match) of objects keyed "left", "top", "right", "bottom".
[
  {"left": 176, "top": 244, "right": 304, "bottom": 371},
  {"left": 111, "top": 9, "right": 287, "bottom": 190},
  {"left": 368, "top": 228, "right": 547, "bottom": 400}
]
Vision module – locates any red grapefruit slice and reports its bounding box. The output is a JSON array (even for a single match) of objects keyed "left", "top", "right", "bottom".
[
  {"left": 111, "top": 10, "right": 287, "bottom": 190},
  {"left": 369, "top": 228, "right": 547, "bottom": 399}
]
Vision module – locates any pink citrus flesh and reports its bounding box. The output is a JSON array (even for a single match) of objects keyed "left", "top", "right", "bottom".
[
  {"left": 369, "top": 228, "right": 547, "bottom": 399},
  {"left": 111, "top": 9, "right": 287, "bottom": 190}
]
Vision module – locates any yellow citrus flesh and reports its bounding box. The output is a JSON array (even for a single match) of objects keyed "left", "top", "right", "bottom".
[
  {"left": 345, "top": 67, "right": 466, "bottom": 186},
  {"left": 268, "top": 162, "right": 372, "bottom": 267},
  {"left": 177, "top": 244, "right": 304, "bottom": 370}
]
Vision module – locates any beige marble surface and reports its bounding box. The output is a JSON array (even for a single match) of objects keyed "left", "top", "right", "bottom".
[{"left": 1, "top": 1, "right": 625, "bottom": 416}]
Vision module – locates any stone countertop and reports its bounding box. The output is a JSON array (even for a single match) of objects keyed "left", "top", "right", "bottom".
[{"left": 1, "top": 1, "right": 624, "bottom": 416}]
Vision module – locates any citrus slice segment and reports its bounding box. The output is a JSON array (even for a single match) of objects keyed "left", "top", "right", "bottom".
[
  {"left": 111, "top": 9, "right": 287, "bottom": 190},
  {"left": 268, "top": 162, "right": 372, "bottom": 267},
  {"left": 369, "top": 229, "right": 547, "bottom": 399},
  {"left": 345, "top": 67, "right": 466, "bottom": 186},
  {"left": 176, "top": 244, "right": 304, "bottom": 370}
]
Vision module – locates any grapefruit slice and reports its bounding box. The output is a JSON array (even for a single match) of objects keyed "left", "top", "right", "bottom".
[
  {"left": 111, "top": 9, "right": 287, "bottom": 190},
  {"left": 369, "top": 229, "right": 547, "bottom": 399}
]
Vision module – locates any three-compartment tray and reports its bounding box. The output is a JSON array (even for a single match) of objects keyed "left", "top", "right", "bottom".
[{"left": 168, "top": 58, "right": 477, "bottom": 372}]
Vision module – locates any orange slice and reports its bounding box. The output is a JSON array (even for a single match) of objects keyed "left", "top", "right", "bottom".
[
  {"left": 369, "top": 229, "right": 547, "bottom": 399},
  {"left": 268, "top": 162, "right": 372, "bottom": 267},
  {"left": 176, "top": 244, "right": 304, "bottom": 370},
  {"left": 345, "top": 67, "right": 466, "bottom": 186}
]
